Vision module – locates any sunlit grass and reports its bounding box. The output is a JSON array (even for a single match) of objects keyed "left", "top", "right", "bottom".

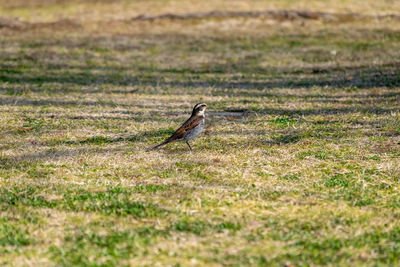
[{"left": 1, "top": 0, "right": 400, "bottom": 266}]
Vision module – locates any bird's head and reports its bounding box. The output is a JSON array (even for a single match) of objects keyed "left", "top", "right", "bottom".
[{"left": 192, "top": 103, "right": 207, "bottom": 116}]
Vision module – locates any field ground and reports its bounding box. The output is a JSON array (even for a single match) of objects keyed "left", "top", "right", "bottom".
[{"left": 1, "top": 0, "right": 400, "bottom": 266}]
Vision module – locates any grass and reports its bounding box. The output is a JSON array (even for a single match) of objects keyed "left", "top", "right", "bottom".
[{"left": 1, "top": 0, "right": 400, "bottom": 266}]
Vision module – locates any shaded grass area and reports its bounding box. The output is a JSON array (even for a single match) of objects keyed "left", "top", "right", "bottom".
[{"left": 1, "top": 1, "right": 400, "bottom": 266}]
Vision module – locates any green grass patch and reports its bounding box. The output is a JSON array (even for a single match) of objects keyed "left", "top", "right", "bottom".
[
  {"left": 0, "top": 186, "right": 170, "bottom": 218},
  {"left": 0, "top": 217, "right": 33, "bottom": 248}
]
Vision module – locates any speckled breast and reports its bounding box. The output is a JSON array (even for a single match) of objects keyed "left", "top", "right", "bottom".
[{"left": 184, "top": 118, "right": 205, "bottom": 141}]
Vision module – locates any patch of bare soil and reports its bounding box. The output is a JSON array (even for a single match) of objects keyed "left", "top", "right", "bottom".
[
  {"left": 0, "top": 17, "right": 81, "bottom": 30},
  {"left": 131, "top": 10, "right": 400, "bottom": 22}
]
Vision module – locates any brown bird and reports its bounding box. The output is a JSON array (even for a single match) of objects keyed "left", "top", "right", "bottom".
[{"left": 150, "top": 103, "right": 207, "bottom": 151}]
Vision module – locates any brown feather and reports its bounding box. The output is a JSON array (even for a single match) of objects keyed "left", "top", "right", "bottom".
[{"left": 166, "top": 115, "right": 204, "bottom": 142}]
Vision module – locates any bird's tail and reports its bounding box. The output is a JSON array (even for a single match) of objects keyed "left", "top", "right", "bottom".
[{"left": 147, "top": 140, "right": 168, "bottom": 151}]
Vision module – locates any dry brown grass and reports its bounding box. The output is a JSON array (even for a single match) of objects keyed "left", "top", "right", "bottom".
[{"left": 1, "top": 0, "right": 400, "bottom": 266}]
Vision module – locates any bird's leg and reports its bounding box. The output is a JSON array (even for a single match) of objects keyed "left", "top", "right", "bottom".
[{"left": 186, "top": 140, "right": 192, "bottom": 151}]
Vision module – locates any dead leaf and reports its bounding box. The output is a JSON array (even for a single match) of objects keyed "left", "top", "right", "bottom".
[
  {"left": 132, "top": 174, "right": 143, "bottom": 179},
  {"left": 19, "top": 127, "right": 33, "bottom": 131}
]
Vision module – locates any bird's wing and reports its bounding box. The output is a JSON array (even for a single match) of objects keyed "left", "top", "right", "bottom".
[{"left": 166, "top": 115, "right": 203, "bottom": 142}]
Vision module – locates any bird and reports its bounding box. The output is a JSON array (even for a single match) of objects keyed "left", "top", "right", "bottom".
[{"left": 149, "top": 103, "right": 207, "bottom": 151}]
